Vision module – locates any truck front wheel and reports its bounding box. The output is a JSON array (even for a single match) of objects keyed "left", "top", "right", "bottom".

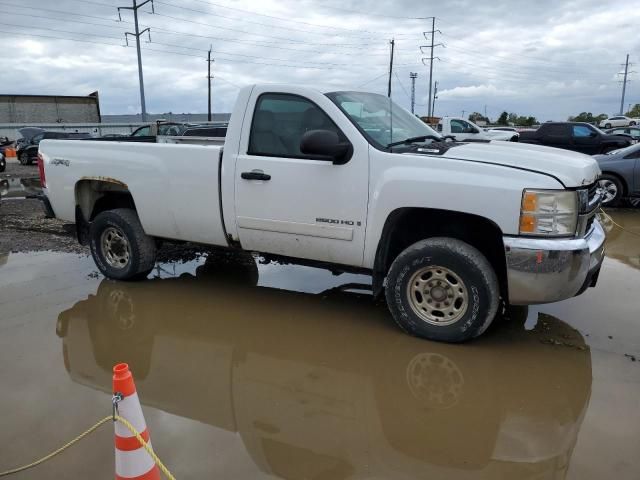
[
  {"left": 89, "top": 208, "right": 157, "bottom": 280},
  {"left": 385, "top": 237, "right": 499, "bottom": 343}
]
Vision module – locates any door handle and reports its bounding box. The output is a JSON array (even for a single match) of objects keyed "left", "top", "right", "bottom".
[{"left": 241, "top": 171, "right": 271, "bottom": 181}]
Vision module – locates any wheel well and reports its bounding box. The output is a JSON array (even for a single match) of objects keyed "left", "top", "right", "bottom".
[
  {"left": 373, "top": 208, "right": 508, "bottom": 299},
  {"left": 75, "top": 179, "right": 136, "bottom": 222},
  {"left": 601, "top": 171, "right": 628, "bottom": 196}
]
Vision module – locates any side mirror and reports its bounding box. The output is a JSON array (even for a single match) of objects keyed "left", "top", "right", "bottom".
[
  {"left": 300, "top": 129, "right": 352, "bottom": 165},
  {"left": 471, "top": 127, "right": 480, "bottom": 134},
  {"left": 589, "top": 131, "right": 598, "bottom": 138}
]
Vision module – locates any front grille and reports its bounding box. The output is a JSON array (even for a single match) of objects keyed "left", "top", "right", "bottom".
[
  {"left": 588, "top": 182, "right": 599, "bottom": 203},
  {"left": 578, "top": 182, "right": 602, "bottom": 213}
]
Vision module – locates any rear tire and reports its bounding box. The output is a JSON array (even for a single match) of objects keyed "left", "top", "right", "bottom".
[
  {"left": 18, "top": 152, "right": 28, "bottom": 165},
  {"left": 385, "top": 237, "right": 499, "bottom": 343},
  {"left": 599, "top": 174, "right": 624, "bottom": 207},
  {"left": 89, "top": 208, "right": 156, "bottom": 281}
]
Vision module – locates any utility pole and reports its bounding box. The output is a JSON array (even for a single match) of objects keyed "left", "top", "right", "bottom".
[
  {"left": 484, "top": 104, "right": 488, "bottom": 119},
  {"left": 432, "top": 81, "right": 438, "bottom": 117},
  {"left": 420, "top": 18, "right": 443, "bottom": 119},
  {"left": 207, "top": 45, "right": 214, "bottom": 122},
  {"left": 409, "top": 72, "right": 418, "bottom": 114},
  {"left": 118, "top": 0, "right": 154, "bottom": 122},
  {"left": 619, "top": 54, "right": 630, "bottom": 115},
  {"left": 461, "top": 109, "right": 466, "bottom": 118},
  {"left": 387, "top": 39, "right": 395, "bottom": 98}
]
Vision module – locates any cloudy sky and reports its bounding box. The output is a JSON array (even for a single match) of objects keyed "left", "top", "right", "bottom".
[{"left": 1, "top": 0, "right": 638, "bottom": 121}]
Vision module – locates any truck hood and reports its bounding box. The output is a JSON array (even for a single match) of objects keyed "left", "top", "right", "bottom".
[{"left": 440, "top": 141, "right": 601, "bottom": 187}]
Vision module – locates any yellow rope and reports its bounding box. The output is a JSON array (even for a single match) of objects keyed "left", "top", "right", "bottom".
[
  {"left": 0, "top": 415, "right": 175, "bottom": 480},
  {"left": 599, "top": 208, "right": 640, "bottom": 238}
]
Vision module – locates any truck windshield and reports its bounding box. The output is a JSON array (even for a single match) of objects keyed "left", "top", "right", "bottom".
[{"left": 326, "top": 91, "right": 441, "bottom": 150}]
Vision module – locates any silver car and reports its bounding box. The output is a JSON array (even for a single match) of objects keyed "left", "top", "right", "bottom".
[{"left": 593, "top": 143, "right": 640, "bottom": 206}]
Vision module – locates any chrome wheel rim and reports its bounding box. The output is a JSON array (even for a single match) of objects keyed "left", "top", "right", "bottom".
[
  {"left": 599, "top": 179, "right": 618, "bottom": 204},
  {"left": 101, "top": 227, "right": 130, "bottom": 269},
  {"left": 407, "top": 265, "right": 468, "bottom": 326}
]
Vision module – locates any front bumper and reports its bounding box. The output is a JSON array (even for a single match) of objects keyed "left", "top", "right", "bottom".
[{"left": 503, "top": 219, "right": 606, "bottom": 305}]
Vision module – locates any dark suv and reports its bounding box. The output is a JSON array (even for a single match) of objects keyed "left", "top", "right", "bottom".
[{"left": 519, "top": 122, "right": 631, "bottom": 155}]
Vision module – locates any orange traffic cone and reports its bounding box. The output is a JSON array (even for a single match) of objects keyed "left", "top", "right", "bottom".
[{"left": 113, "top": 363, "right": 161, "bottom": 480}]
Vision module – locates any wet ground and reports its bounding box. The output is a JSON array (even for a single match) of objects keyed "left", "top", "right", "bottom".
[{"left": 1, "top": 164, "right": 639, "bottom": 479}]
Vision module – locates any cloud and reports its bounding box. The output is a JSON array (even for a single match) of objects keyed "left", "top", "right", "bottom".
[{"left": 0, "top": 0, "right": 638, "bottom": 121}]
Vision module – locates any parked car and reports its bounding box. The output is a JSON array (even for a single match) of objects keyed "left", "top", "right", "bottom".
[
  {"left": 17, "top": 130, "right": 91, "bottom": 165},
  {"left": 604, "top": 127, "right": 640, "bottom": 143},
  {"left": 519, "top": 122, "right": 631, "bottom": 154},
  {"left": 39, "top": 84, "right": 605, "bottom": 343},
  {"left": 593, "top": 143, "right": 640, "bottom": 206},
  {"left": 436, "top": 117, "right": 519, "bottom": 141},
  {"left": 599, "top": 116, "right": 638, "bottom": 128}
]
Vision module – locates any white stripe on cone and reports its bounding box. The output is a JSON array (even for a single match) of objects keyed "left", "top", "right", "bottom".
[
  {"left": 115, "top": 392, "right": 147, "bottom": 438},
  {"left": 116, "top": 441, "right": 157, "bottom": 478}
]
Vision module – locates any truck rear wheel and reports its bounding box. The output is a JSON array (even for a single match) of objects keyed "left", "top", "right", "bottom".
[
  {"left": 89, "top": 208, "right": 156, "bottom": 281},
  {"left": 385, "top": 237, "right": 499, "bottom": 343}
]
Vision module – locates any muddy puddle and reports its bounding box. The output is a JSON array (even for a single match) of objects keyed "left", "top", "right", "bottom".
[{"left": 1, "top": 210, "right": 639, "bottom": 479}]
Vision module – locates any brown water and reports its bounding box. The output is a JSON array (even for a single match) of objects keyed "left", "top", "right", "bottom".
[{"left": 0, "top": 212, "right": 639, "bottom": 479}]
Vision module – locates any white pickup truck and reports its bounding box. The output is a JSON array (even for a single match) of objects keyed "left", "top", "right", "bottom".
[
  {"left": 437, "top": 117, "right": 520, "bottom": 142},
  {"left": 38, "top": 84, "right": 606, "bottom": 343}
]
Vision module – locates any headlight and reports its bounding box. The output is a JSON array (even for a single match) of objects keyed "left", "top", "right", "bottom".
[{"left": 519, "top": 189, "right": 577, "bottom": 236}]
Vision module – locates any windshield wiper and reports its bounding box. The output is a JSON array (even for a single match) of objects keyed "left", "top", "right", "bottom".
[{"left": 386, "top": 135, "right": 443, "bottom": 148}]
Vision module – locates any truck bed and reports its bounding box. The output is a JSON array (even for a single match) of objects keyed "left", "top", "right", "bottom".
[{"left": 40, "top": 140, "right": 229, "bottom": 246}]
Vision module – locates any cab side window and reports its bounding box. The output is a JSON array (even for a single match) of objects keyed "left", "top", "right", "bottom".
[
  {"left": 450, "top": 119, "right": 466, "bottom": 134},
  {"left": 132, "top": 126, "right": 151, "bottom": 137},
  {"left": 248, "top": 93, "right": 345, "bottom": 158},
  {"left": 572, "top": 125, "right": 593, "bottom": 137}
]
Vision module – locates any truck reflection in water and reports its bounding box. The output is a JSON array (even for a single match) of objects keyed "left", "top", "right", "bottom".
[{"left": 57, "top": 253, "right": 591, "bottom": 480}]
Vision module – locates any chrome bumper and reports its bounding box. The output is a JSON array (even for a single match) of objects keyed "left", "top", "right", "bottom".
[{"left": 503, "top": 219, "right": 606, "bottom": 305}]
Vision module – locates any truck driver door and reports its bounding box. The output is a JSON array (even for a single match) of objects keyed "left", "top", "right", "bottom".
[{"left": 233, "top": 90, "right": 369, "bottom": 267}]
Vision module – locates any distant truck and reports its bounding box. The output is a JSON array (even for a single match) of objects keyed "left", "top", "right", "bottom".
[
  {"left": 39, "top": 84, "right": 605, "bottom": 343},
  {"left": 436, "top": 117, "right": 519, "bottom": 142},
  {"left": 519, "top": 122, "right": 631, "bottom": 155}
]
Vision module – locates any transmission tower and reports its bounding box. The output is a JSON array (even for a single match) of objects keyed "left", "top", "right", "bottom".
[
  {"left": 409, "top": 72, "right": 418, "bottom": 113},
  {"left": 118, "top": 0, "right": 155, "bottom": 121},
  {"left": 420, "top": 18, "right": 444, "bottom": 119}
]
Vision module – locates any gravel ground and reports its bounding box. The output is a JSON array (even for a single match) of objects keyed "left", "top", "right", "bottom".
[{"left": 1, "top": 158, "right": 39, "bottom": 177}]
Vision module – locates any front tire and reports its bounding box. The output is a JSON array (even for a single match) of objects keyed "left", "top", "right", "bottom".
[
  {"left": 89, "top": 208, "right": 156, "bottom": 280},
  {"left": 385, "top": 237, "right": 499, "bottom": 343},
  {"left": 630, "top": 121, "right": 636, "bottom": 126},
  {"left": 0, "top": 156, "right": 5, "bottom": 172},
  {"left": 599, "top": 174, "right": 624, "bottom": 207},
  {"left": 604, "top": 123, "right": 611, "bottom": 129}
]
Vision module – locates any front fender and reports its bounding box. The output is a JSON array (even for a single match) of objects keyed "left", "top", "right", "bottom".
[{"left": 363, "top": 151, "right": 562, "bottom": 269}]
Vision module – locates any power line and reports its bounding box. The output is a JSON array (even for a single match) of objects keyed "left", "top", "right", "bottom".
[
  {"left": 187, "top": 0, "right": 419, "bottom": 35},
  {"left": 357, "top": 72, "right": 388, "bottom": 88}
]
